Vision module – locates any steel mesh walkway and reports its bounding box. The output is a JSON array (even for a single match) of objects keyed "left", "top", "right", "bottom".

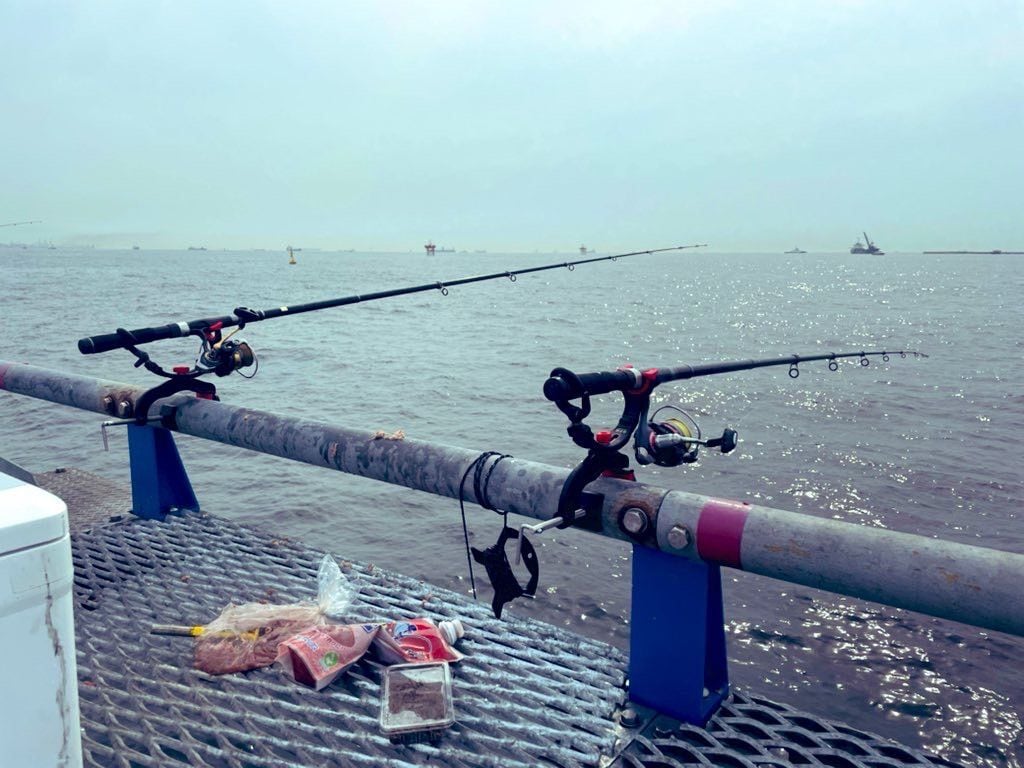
[{"left": 70, "top": 510, "right": 959, "bottom": 768}]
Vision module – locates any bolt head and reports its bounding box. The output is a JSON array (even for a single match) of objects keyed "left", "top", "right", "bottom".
[
  {"left": 621, "top": 507, "right": 648, "bottom": 535},
  {"left": 117, "top": 400, "right": 133, "bottom": 418},
  {"left": 619, "top": 707, "right": 640, "bottom": 728},
  {"left": 667, "top": 524, "right": 692, "bottom": 550}
]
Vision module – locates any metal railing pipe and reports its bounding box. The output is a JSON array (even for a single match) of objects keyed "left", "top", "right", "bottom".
[{"left": 2, "top": 360, "right": 1023, "bottom": 637}]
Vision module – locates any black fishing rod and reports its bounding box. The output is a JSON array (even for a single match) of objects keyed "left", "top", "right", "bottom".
[
  {"left": 77, "top": 244, "right": 706, "bottom": 357},
  {"left": 540, "top": 349, "right": 927, "bottom": 529},
  {"left": 0, "top": 219, "right": 42, "bottom": 227},
  {"left": 543, "top": 349, "right": 926, "bottom": 401}
]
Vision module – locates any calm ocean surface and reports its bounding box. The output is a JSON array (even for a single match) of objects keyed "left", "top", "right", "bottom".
[{"left": 1, "top": 247, "right": 1022, "bottom": 764}]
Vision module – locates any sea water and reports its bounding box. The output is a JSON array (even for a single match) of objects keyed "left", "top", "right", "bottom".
[{"left": 1, "top": 247, "right": 1021, "bottom": 764}]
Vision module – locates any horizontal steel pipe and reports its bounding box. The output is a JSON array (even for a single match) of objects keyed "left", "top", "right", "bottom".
[
  {"left": 2, "top": 360, "right": 1023, "bottom": 637},
  {"left": 655, "top": 493, "right": 1024, "bottom": 637}
]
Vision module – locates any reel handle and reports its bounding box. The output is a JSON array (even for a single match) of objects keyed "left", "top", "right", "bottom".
[
  {"left": 705, "top": 429, "right": 738, "bottom": 454},
  {"left": 652, "top": 428, "right": 738, "bottom": 454}
]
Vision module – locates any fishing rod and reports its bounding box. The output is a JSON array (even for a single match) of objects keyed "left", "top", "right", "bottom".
[
  {"left": 78, "top": 244, "right": 706, "bottom": 358},
  {"left": 76, "top": 244, "right": 705, "bottom": 421},
  {"left": 0, "top": 220, "right": 42, "bottom": 227},
  {"left": 544, "top": 349, "right": 928, "bottom": 525},
  {"left": 470, "top": 349, "right": 928, "bottom": 617}
]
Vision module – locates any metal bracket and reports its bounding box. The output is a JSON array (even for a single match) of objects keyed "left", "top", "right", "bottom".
[
  {"left": 126, "top": 424, "right": 199, "bottom": 519},
  {"left": 515, "top": 508, "right": 587, "bottom": 565},
  {"left": 101, "top": 417, "right": 160, "bottom": 452},
  {"left": 629, "top": 546, "right": 729, "bottom": 725}
]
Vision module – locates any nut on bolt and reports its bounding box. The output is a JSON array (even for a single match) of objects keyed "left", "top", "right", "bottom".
[
  {"left": 667, "top": 524, "right": 692, "bottom": 550},
  {"left": 621, "top": 507, "right": 649, "bottom": 536}
]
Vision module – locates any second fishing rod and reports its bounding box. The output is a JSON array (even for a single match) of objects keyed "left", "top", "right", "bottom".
[{"left": 78, "top": 244, "right": 706, "bottom": 357}]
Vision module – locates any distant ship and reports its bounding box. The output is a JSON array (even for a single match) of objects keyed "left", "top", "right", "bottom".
[
  {"left": 579, "top": 245, "right": 591, "bottom": 255},
  {"left": 850, "top": 232, "right": 884, "bottom": 255},
  {"left": 784, "top": 247, "right": 806, "bottom": 254}
]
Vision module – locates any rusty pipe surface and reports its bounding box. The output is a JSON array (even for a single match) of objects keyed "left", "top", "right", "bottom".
[{"left": 2, "top": 360, "right": 1023, "bottom": 636}]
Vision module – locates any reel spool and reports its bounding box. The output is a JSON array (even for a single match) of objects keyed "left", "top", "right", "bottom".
[
  {"left": 198, "top": 337, "right": 255, "bottom": 377},
  {"left": 638, "top": 406, "right": 702, "bottom": 466}
]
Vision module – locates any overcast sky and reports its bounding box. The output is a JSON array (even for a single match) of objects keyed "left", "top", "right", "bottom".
[{"left": 1, "top": 1, "right": 1020, "bottom": 252}]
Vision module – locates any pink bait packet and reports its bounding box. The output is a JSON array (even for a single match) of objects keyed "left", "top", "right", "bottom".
[
  {"left": 276, "top": 623, "right": 379, "bottom": 690},
  {"left": 373, "top": 618, "right": 466, "bottom": 665}
]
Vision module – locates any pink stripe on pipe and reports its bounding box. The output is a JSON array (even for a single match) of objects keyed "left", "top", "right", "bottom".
[{"left": 696, "top": 498, "right": 751, "bottom": 567}]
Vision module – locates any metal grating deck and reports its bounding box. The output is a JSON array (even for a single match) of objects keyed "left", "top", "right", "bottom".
[{"left": 69, "top": 505, "right": 960, "bottom": 767}]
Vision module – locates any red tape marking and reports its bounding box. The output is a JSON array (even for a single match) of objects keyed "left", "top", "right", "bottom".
[{"left": 696, "top": 498, "right": 751, "bottom": 568}]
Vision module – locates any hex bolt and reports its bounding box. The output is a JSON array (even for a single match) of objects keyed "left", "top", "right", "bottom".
[
  {"left": 116, "top": 400, "right": 133, "bottom": 418},
  {"left": 619, "top": 707, "right": 640, "bottom": 728},
  {"left": 667, "top": 524, "right": 692, "bottom": 550},
  {"left": 102, "top": 395, "right": 115, "bottom": 414},
  {"left": 621, "top": 507, "right": 649, "bottom": 536}
]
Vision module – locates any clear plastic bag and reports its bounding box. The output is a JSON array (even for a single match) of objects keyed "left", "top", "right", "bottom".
[
  {"left": 316, "top": 553, "right": 357, "bottom": 619},
  {"left": 194, "top": 554, "right": 356, "bottom": 675}
]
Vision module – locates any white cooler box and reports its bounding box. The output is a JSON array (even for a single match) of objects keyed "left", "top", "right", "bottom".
[{"left": 0, "top": 472, "right": 83, "bottom": 767}]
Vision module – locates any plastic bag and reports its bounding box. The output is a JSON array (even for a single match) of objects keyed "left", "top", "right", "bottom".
[
  {"left": 316, "top": 553, "right": 357, "bottom": 619},
  {"left": 194, "top": 554, "right": 356, "bottom": 675}
]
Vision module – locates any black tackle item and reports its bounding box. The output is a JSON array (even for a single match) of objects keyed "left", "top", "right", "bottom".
[
  {"left": 133, "top": 375, "right": 219, "bottom": 426},
  {"left": 471, "top": 526, "right": 539, "bottom": 619},
  {"left": 556, "top": 451, "right": 625, "bottom": 529}
]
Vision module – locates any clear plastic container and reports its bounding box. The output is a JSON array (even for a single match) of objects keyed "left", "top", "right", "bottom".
[{"left": 380, "top": 661, "right": 454, "bottom": 743}]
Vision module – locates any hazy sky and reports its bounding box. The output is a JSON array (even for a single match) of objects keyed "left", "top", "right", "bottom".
[{"left": 1, "top": 1, "right": 1021, "bottom": 252}]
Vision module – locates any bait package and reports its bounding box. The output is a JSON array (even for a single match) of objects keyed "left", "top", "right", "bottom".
[
  {"left": 373, "top": 618, "right": 466, "bottom": 665},
  {"left": 275, "top": 624, "right": 380, "bottom": 690}
]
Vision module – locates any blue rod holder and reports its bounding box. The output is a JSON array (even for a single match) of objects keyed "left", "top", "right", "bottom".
[
  {"left": 126, "top": 424, "right": 198, "bottom": 519},
  {"left": 629, "top": 545, "right": 729, "bottom": 725}
]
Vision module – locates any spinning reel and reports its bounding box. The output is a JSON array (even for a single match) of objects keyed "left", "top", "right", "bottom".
[
  {"left": 546, "top": 363, "right": 736, "bottom": 474},
  {"left": 194, "top": 322, "right": 256, "bottom": 378},
  {"left": 107, "top": 320, "right": 257, "bottom": 424},
  {"left": 636, "top": 405, "right": 737, "bottom": 467}
]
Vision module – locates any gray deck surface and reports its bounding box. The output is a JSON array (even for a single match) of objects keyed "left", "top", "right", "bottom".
[{"left": 46, "top": 469, "right": 958, "bottom": 768}]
